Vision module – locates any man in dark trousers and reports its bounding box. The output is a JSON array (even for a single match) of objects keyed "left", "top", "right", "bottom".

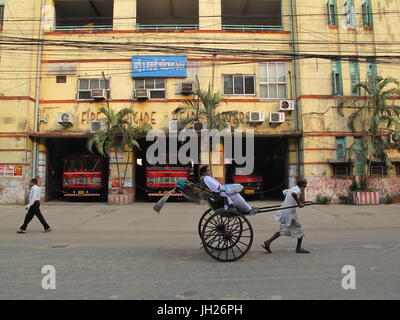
[{"left": 17, "top": 178, "right": 52, "bottom": 234}]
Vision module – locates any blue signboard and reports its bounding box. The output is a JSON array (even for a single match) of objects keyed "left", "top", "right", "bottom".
[{"left": 132, "top": 55, "right": 187, "bottom": 78}]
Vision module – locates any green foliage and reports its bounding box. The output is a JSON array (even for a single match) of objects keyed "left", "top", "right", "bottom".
[
  {"left": 172, "top": 84, "right": 238, "bottom": 131},
  {"left": 339, "top": 76, "right": 400, "bottom": 187},
  {"left": 316, "top": 194, "right": 332, "bottom": 204},
  {"left": 338, "top": 193, "right": 354, "bottom": 204},
  {"left": 87, "top": 106, "right": 151, "bottom": 158},
  {"left": 349, "top": 178, "right": 376, "bottom": 192},
  {"left": 87, "top": 105, "right": 152, "bottom": 193}
]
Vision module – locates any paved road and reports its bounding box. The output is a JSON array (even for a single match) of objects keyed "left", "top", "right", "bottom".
[{"left": 0, "top": 201, "right": 399, "bottom": 300}]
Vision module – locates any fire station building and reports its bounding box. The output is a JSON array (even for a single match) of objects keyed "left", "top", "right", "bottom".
[{"left": 0, "top": 0, "right": 399, "bottom": 204}]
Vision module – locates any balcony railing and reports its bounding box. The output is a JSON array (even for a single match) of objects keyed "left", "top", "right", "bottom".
[
  {"left": 51, "top": 25, "right": 113, "bottom": 32},
  {"left": 136, "top": 24, "right": 199, "bottom": 31},
  {"left": 222, "top": 25, "right": 284, "bottom": 31}
]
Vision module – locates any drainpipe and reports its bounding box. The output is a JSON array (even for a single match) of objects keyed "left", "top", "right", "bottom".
[
  {"left": 32, "top": 0, "right": 46, "bottom": 178},
  {"left": 289, "top": 0, "right": 302, "bottom": 177}
]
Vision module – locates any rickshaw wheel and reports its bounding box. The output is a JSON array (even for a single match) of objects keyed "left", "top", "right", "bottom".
[
  {"left": 200, "top": 209, "right": 253, "bottom": 262},
  {"left": 198, "top": 208, "right": 213, "bottom": 240}
]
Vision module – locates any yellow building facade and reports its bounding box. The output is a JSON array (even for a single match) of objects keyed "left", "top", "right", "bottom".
[{"left": 0, "top": 0, "right": 399, "bottom": 204}]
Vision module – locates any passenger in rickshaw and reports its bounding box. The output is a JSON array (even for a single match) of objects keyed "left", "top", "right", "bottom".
[{"left": 199, "top": 166, "right": 258, "bottom": 214}]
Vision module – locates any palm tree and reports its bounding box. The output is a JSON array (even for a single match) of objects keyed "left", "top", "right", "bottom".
[
  {"left": 173, "top": 85, "right": 238, "bottom": 131},
  {"left": 339, "top": 76, "right": 400, "bottom": 188},
  {"left": 172, "top": 85, "right": 238, "bottom": 174},
  {"left": 87, "top": 105, "right": 151, "bottom": 194}
]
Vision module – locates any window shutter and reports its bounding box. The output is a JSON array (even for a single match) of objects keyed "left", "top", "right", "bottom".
[
  {"left": 336, "top": 137, "right": 346, "bottom": 160},
  {"left": 367, "top": 1, "right": 373, "bottom": 27},
  {"left": 332, "top": 71, "right": 337, "bottom": 95},
  {"left": 327, "top": 0, "right": 337, "bottom": 26},
  {"left": 349, "top": 61, "right": 360, "bottom": 95}
]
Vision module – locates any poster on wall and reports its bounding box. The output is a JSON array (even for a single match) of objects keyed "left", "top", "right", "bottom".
[
  {"left": 14, "top": 166, "right": 23, "bottom": 176},
  {"left": 4, "top": 166, "right": 14, "bottom": 177},
  {"left": 109, "top": 152, "right": 127, "bottom": 164},
  {"left": 110, "top": 178, "right": 133, "bottom": 189},
  {"left": 0, "top": 165, "right": 24, "bottom": 177}
]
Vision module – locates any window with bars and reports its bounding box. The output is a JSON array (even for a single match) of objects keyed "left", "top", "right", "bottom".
[
  {"left": 332, "top": 164, "right": 351, "bottom": 177},
  {"left": 78, "top": 79, "right": 110, "bottom": 100},
  {"left": 135, "top": 78, "right": 166, "bottom": 99},
  {"left": 370, "top": 163, "right": 387, "bottom": 176},
  {"left": 349, "top": 61, "right": 360, "bottom": 96},
  {"left": 362, "top": 0, "right": 373, "bottom": 27},
  {"left": 331, "top": 60, "right": 343, "bottom": 95},
  {"left": 396, "top": 164, "right": 400, "bottom": 176},
  {"left": 223, "top": 75, "right": 255, "bottom": 95},
  {"left": 327, "top": 0, "right": 338, "bottom": 26},
  {"left": 259, "top": 62, "right": 287, "bottom": 99}
]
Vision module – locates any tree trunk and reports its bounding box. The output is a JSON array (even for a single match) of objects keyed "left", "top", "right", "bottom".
[
  {"left": 121, "top": 150, "right": 131, "bottom": 195},
  {"left": 114, "top": 151, "right": 123, "bottom": 194}
]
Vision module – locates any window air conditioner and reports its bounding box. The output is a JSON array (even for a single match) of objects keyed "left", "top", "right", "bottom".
[
  {"left": 90, "top": 121, "right": 107, "bottom": 133},
  {"left": 389, "top": 133, "right": 399, "bottom": 144},
  {"left": 193, "top": 121, "right": 207, "bottom": 131},
  {"left": 279, "top": 100, "right": 294, "bottom": 111},
  {"left": 180, "top": 82, "right": 194, "bottom": 94},
  {"left": 57, "top": 113, "right": 73, "bottom": 126},
  {"left": 91, "top": 89, "right": 107, "bottom": 100},
  {"left": 135, "top": 89, "right": 149, "bottom": 100},
  {"left": 249, "top": 112, "right": 265, "bottom": 123},
  {"left": 269, "top": 112, "right": 285, "bottom": 123}
]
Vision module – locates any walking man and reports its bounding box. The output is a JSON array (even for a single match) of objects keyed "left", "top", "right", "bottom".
[
  {"left": 262, "top": 177, "right": 309, "bottom": 253},
  {"left": 17, "top": 178, "right": 52, "bottom": 234}
]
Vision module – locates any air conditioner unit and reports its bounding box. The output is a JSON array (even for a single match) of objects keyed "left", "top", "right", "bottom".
[
  {"left": 389, "top": 133, "right": 399, "bottom": 144},
  {"left": 249, "top": 112, "right": 265, "bottom": 123},
  {"left": 90, "top": 120, "right": 107, "bottom": 133},
  {"left": 180, "top": 82, "right": 194, "bottom": 95},
  {"left": 135, "top": 89, "right": 149, "bottom": 100},
  {"left": 269, "top": 112, "right": 285, "bottom": 123},
  {"left": 91, "top": 89, "right": 107, "bottom": 100},
  {"left": 57, "top": 113, "right": 73, "bottom": 126},
  {"left": 169, "top": 120, "right": 178, "bottom": 133},
  {"left": 193, "top": 121, "right": 207, "bottom": 131},
  {"left": 279, "top": 100, "right": 294, "bottom": 111}
]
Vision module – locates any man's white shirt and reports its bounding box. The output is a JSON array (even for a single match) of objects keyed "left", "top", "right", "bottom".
[{"left": 27, "top": 185, "right": 41, "bottom": 208}]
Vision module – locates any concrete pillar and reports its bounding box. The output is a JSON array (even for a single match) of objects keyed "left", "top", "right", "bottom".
[
  {"left": 199, "top": 0, "right": 221, "bottom": 31},
  {"left": 113, "top": 0, "right": 136, "bottom": 31},
  {"left": 43, "top": 0, "right": 55, "bottom": 31},
  {"left": 108, "top": 149, "right": 135, "bottom": 204}
]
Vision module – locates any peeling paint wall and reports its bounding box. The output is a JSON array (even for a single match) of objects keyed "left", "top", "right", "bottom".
[
  {"left": 0, "top": 177, "right": 30, "bottom": 205},
  {"left": 305, "top": 176, "right": 400, "bottom": 203}
]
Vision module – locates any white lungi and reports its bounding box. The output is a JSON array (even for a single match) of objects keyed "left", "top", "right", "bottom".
[{"left": 274, "top": 185, "right": 305, "bottom": 239}]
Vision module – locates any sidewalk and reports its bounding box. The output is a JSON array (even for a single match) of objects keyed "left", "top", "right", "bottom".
[{"left": 1, "top": 201, "right": 399, "bottom": 235}]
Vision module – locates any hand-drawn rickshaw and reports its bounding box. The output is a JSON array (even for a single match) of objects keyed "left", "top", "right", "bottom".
[{"left": 154, "top": 178, "right": 315, "bottom": 262}]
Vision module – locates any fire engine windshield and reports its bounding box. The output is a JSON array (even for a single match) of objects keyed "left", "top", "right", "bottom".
[
  {"left": 64, "top": 158, "right": 81, "bottom": 172},
  {"left": 82, "top": 157, "right": 102, "bottom": 172}
]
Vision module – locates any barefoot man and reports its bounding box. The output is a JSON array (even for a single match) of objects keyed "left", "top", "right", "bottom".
[{"left": 262, "top": 177, "right": 309, "bottom": 254}]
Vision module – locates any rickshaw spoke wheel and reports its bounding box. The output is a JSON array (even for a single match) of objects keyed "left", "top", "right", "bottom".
[
  {"left": 200, "top": 209, "right": 253, "bottom": 262},
  {"left": 198, "top": 208, "right": 214, "bottom": 240}
]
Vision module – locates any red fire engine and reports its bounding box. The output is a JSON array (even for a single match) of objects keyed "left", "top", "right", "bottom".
[
  {"left": 146, "top": 165, "right": 191, "bottom": 199},
  {"left": 62, "top": 155, "right": 105, "bottom": 198}
]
